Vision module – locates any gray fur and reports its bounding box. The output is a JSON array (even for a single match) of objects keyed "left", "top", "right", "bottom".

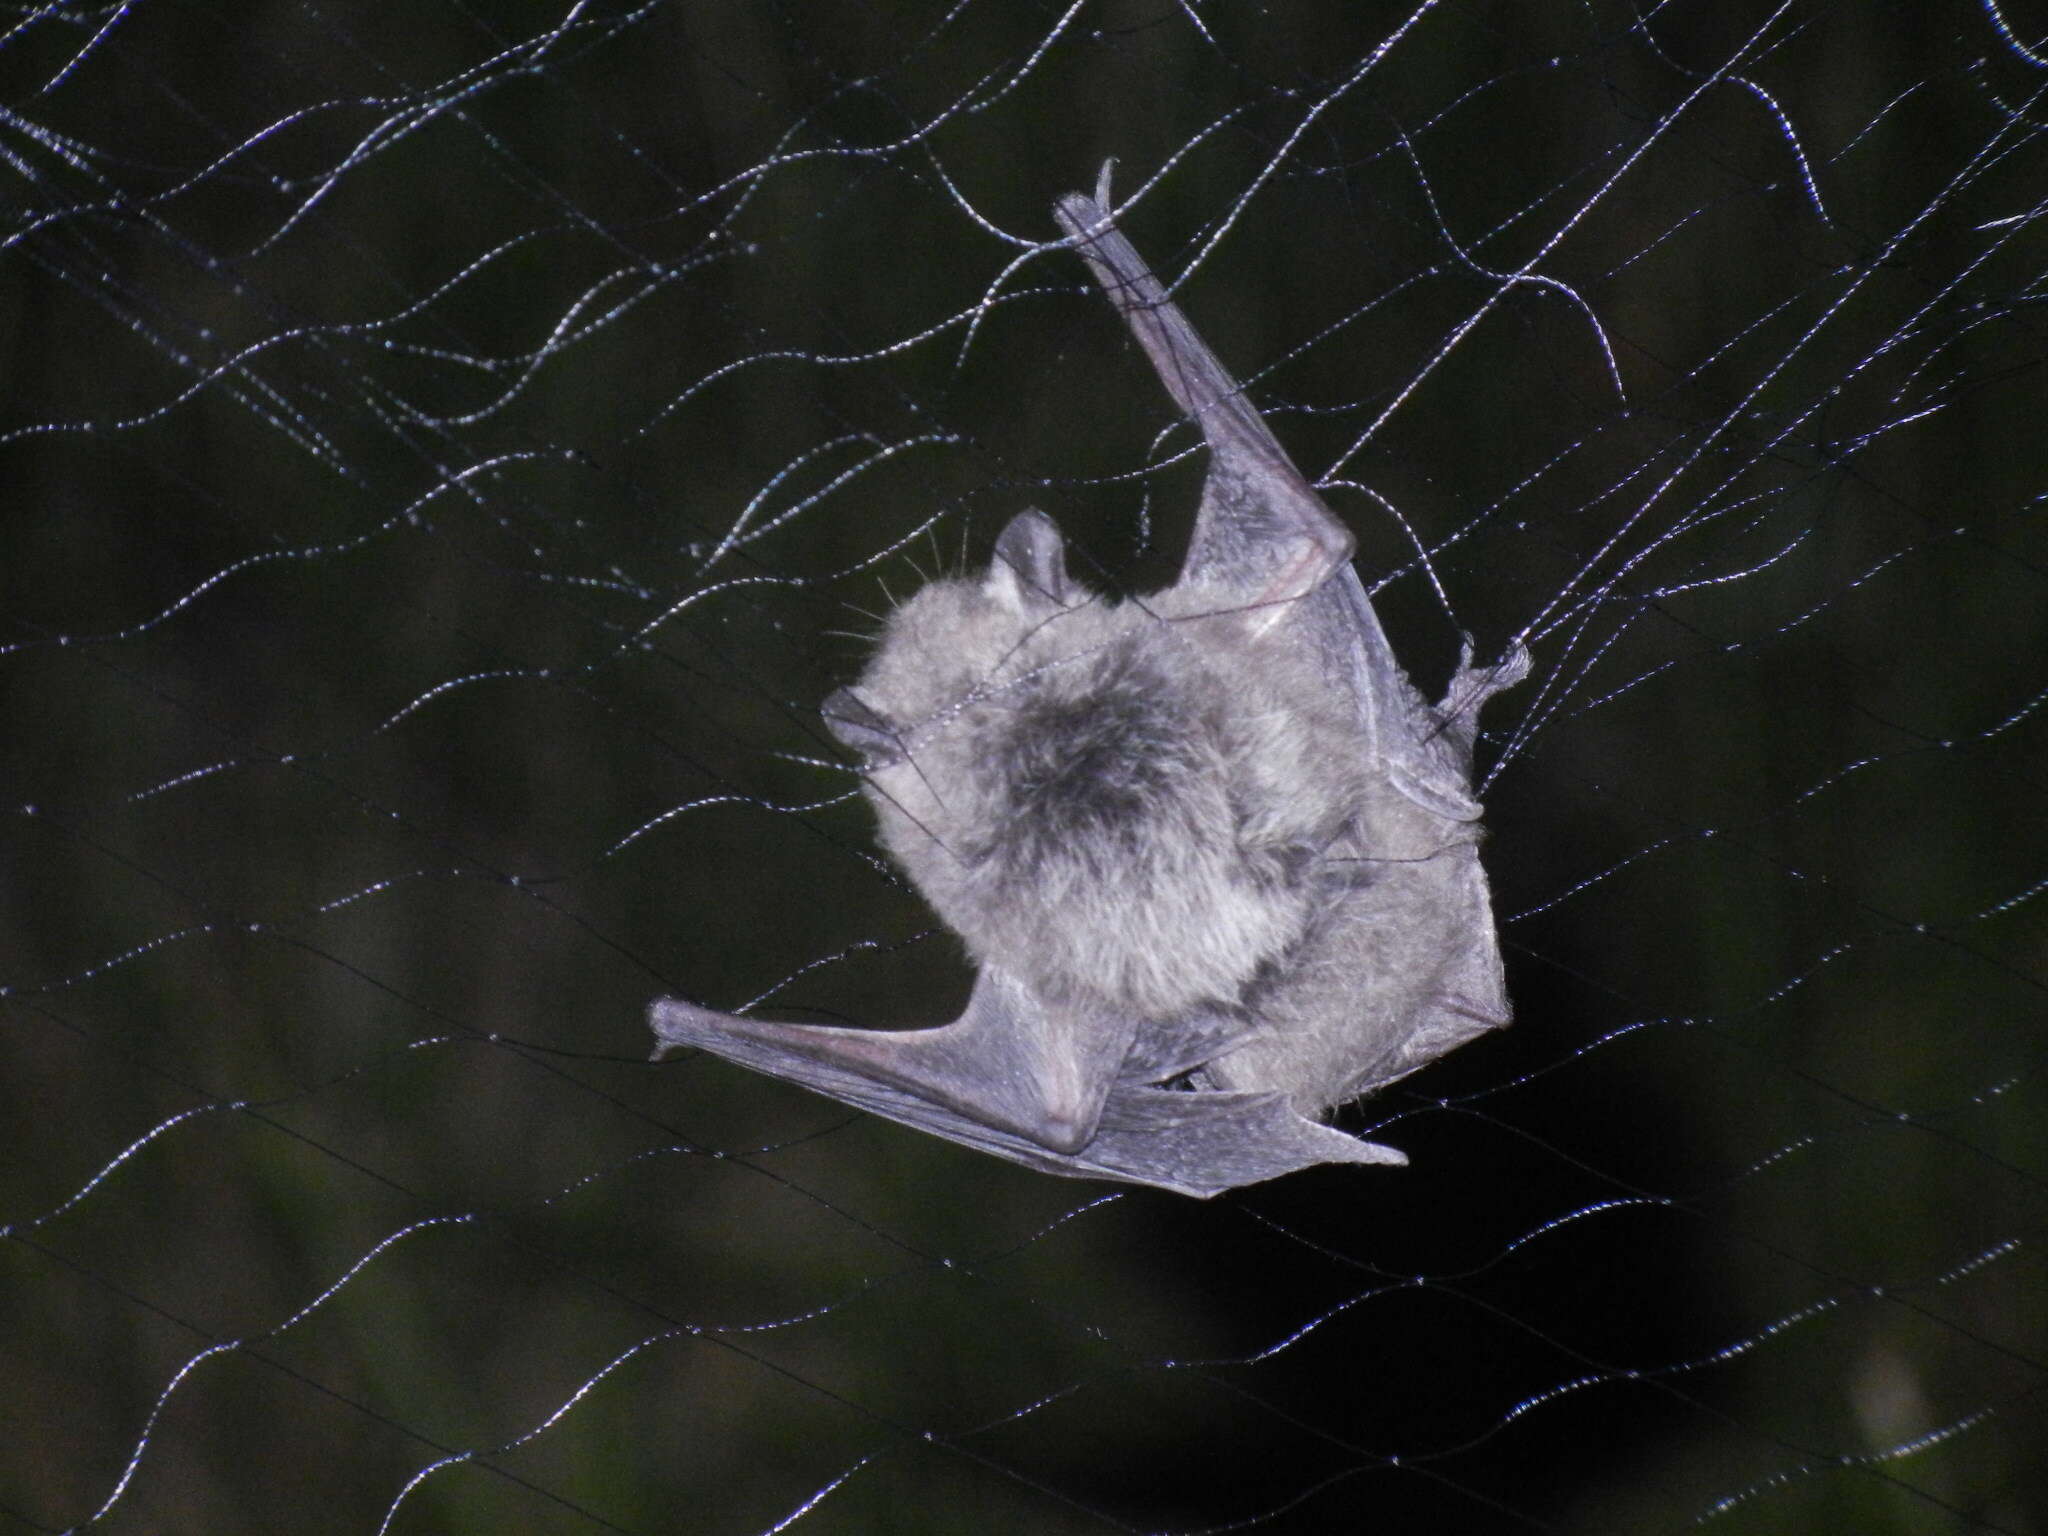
[{"left": 651, "top": 168, "right": 1529, "bottom": 1197}]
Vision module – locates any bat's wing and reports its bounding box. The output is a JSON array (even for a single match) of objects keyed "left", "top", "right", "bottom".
[
  {"left": 1054, "top": 170, "right": 1524, "bottom": 822},
  {"left": 655, "top": 966, "right": 1163, "bottom": 1163},
  {"left": 652, "top": 970, "right": 1401, "bottom": 1198},
  {"left": 1052, "top": 177, "right": 1353, "bottom": 627},
  {"left": 1075, "top": 1085, "right": 1408, "bottom": 1199},
  {"left": 652, "top": 965, "right": 1140, "bottom": 1155}
]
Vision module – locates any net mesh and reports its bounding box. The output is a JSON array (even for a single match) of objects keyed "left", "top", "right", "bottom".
[{"left": 4, "top": 1, "right": 2045, "bottom": 1531}]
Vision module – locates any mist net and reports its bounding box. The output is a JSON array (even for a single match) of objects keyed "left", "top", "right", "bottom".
[{"left": 4, "top": 2, "right": 2045, "bottom": 1532}]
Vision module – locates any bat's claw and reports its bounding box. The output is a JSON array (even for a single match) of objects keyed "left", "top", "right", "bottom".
[{"left": 1443, "top": 635, "right": 1531, "bottom": 715}]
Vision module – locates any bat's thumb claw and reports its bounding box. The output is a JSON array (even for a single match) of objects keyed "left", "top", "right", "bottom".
[
  {"left": 1493, "top": 640, "right": 1534, "bottom": 690},
  {"left": 1442, "top": 639, "right": 1532, "bottom": 717}
]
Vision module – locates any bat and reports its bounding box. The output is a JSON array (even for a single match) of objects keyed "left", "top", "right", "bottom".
[{"left": 650, "top": 166, "right": 1529, "bottom": 1198}]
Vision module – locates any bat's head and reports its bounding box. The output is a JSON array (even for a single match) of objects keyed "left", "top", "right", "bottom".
[
  {"left": 821, "top": 508, "right": 1094, "bottom": 772},
  {"left": 823, "top": 507, "right": 1220, "bottom": 1002},
  {"left": 819, "top": 508, "right": 1360, "bottom": 1018}
]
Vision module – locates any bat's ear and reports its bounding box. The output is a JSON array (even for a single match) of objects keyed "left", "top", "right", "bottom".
[
  {"left": 987, "top": 508, "right": 1072, "bottom": 611},
  {"left": 822, "top": 688, "right": 903, "bottom": 765}
]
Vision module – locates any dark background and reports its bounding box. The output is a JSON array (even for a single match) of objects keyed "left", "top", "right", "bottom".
[{"left": 3, "top": 1, "right": 2044, "bottom": 1531}]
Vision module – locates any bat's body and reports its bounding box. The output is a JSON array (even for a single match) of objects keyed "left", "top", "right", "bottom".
[{"left": 652, "top": 171, "right": 1528, "bottom": 1197}]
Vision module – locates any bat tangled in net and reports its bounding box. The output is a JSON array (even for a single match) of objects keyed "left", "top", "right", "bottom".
[{"left": 652, "top": 167, "right": 1528, "bottom": 1198}]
